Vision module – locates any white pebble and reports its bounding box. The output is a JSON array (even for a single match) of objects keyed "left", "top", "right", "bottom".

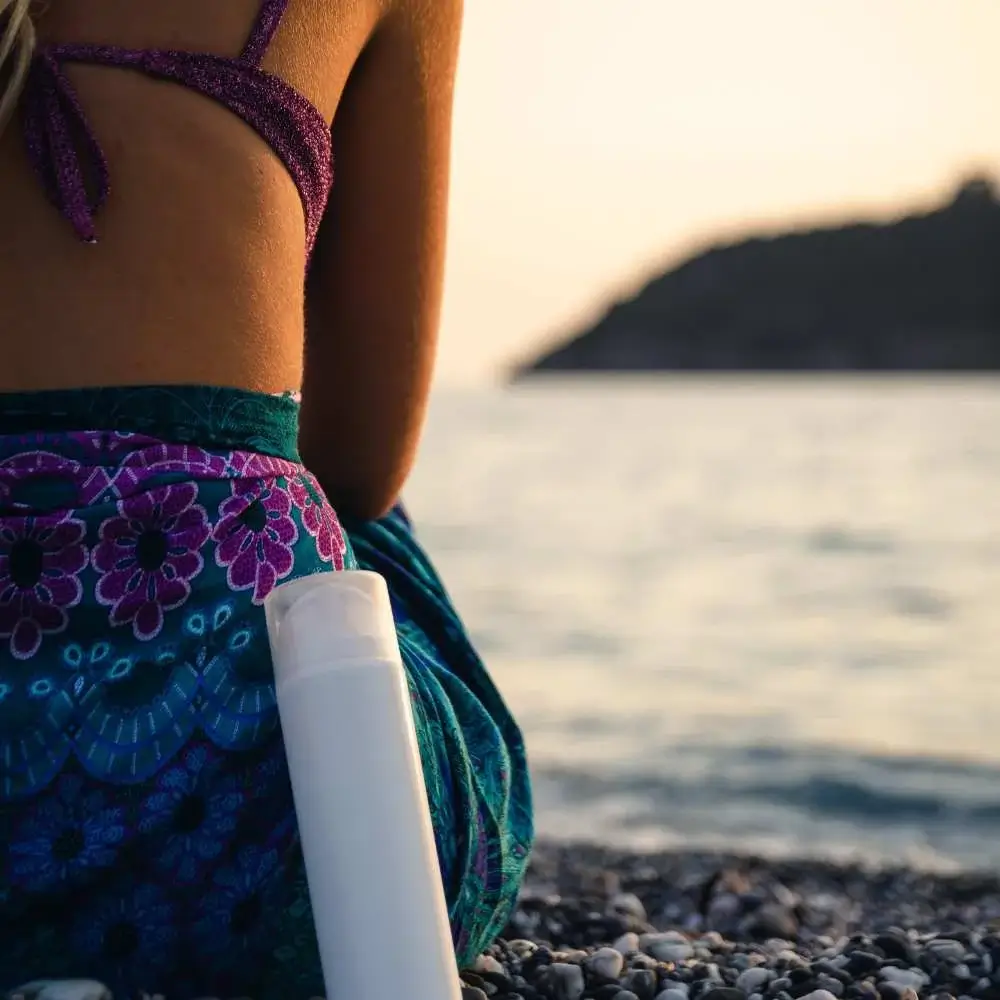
[
  {"left": 800, "top": 991, "right": 839, "bottom": 1000},
  {"left": 613, "top": 932, "right": 641, "bottom": 954},
  {"left": 776, "top": 949, "right": 809, "bottom": 968},
  {"left": 474, "top": 954, "right": 505, "bottom": 977},
  {"left": 12, "top": 985, "right": 111, "bottom": 1000},
  {"left": 507, "top": 938, "right": 537, "bottom": 957},
  {"left": 736, "top": 967, "right": 773, "bottom": 994},
  {"left": 773, "top": 883, "right": 800, "bottom": 908},
  {"left": 766, "top": 939, "right": 796, "bottom": 954},
  {"left": 639, "top": 931, "right": 694, "bottom": 963},
  {"left": 585, "top": 947, "right": 625, "bottom": 981},
  {"left": 879, "top": 968, "right": 928, "bottom": 990}
]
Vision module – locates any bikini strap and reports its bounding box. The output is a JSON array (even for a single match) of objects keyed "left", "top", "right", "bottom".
[{"left": 239, "top": 0, "right": 290, "bottom": 67}]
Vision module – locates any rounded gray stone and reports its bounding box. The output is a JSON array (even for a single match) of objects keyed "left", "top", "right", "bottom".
[
  {"left": 12, "top": 984, "right": 112, "bottom": 1000},
  {"left": 614, "top": 932, "right": 641, "bottom": 954},
  {"left": 928, "top": 940, "right": 967, "bottom": 963},
  {"left": 736, "top": 967, "right": 773, "bottom": 994},
  {"left": 610, "top": 892, "right": 649, "bottom": 923},
  {"left": 586, "top": 946, "right": 626, "bottom": 981},
  {"left": 879, "top": 968, "right": 928, "bottom": 990},
  {"left": 543, "top": 962, "right": 586, "bottom": 1000},
  {"left": 640, "top": 931, "right": 694, "bottom": 963}
]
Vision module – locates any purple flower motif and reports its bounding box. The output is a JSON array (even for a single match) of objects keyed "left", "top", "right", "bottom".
[
  {"left": 213, "top": 481, "right": 297, "bottom": 604},
  {"left": 0, "top": 514, "right": 87, "bottom": 659},
  {"left": 288, "top": 473, "right": 346, "bottom": 568},
  {"left": 92, "top": 483, "right": 210, "bottom": 641}
]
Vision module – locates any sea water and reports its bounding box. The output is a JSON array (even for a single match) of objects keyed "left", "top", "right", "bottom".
[{"left": 405, "top": 377, "right": 1000, "bottom": 870}]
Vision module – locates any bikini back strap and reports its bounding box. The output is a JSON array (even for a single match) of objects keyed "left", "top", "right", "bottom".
[{"left": 239, "top": 0, "right": 291, "bottom": 67}]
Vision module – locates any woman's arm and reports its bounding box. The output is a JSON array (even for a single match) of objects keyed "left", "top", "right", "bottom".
[{"left": 299, "top": 0, "right": 463, "bottom": 520}]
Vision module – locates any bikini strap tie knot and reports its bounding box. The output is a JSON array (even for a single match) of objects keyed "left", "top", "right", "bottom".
[{"left": 21, "top": 48, "right": 109, "bottom": 244}]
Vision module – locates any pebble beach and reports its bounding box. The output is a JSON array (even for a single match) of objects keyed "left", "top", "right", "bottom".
[
  {"left": 457, "top": 840, "right": 1000, "bottom": 1000},
  {"left": 10, "top": 839, "right": 1000, "bottom": 1000}
]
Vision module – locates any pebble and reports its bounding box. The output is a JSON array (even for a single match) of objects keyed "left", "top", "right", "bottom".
[
  {"left": 738, "top": 968, "right": 774, "bottom": 993},
  {"left": 874, "top": 933, "right": 919, "bottom": 967},
  {"left": 641, "top": 931, "right": 695, "bottom": 963},
  {"left": 621, "top": 968, "right": 658, "bottom": 999},
  {"left": 475, "top": 954, "right": 507, "bottom": 977},
  {"left": 658, "top": 990, "right": 690, "bottom": 1000},
  {"left": 587, "top": 946, "right": 626, "bottom": 981},
  {"left": 847, "top": 952, "right": 885, "bottom": 976},
  {"left": 9, "top": 984, "right": 112, "bottom": 1000},
  {"left": 878, "top": 985, "right": 908, "bottom": 1000},
  {"left": 747, "top": 905, "right": 800, "bottom": 941},
  {"left": 610, "top": 893, "right": 649, "bottom": 923},
  {"left": 930, "top": 941, "right": 968, "bottom": 963},
  {"left": 880, "top": 968, "right": 928, "bottom": 990},
  {"left": 815, "top": 974, "right": 845, "bottom": 996},
  {"left": 541, "top": 962, "right": 586, "bottom": 1000},
  {"left": 701, "top": 989, "right": 744, "bottom": 1000},
  {"left": 615, "top": 932, "right": 642, "bottom": 954}
]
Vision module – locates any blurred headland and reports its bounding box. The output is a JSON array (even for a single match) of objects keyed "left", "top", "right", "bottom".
[{"left": 511, "top": 176, "right": 1000, "bottom": 377}]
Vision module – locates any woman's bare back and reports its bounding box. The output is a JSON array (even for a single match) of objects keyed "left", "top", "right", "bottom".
[
  {"left": 0, "top": 0, "right": 461, "bottom": 519},
  {"left": 0, "top": 0, "right": 379, "bottom": 395}
]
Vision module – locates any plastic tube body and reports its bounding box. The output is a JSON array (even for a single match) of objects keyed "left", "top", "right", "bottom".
[{"left": 265, "top": 571, "right": 461, "bottom": 1000}]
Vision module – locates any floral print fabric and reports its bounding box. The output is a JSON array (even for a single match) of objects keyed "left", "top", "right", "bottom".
[
  {"left": 0, "top": 430, "right": 347, "bottom": 994},
  {"left": 0, "top": 425, "right": 533, "bottom": 999}
]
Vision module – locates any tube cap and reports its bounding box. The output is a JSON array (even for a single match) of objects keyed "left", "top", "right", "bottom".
[{"left": 264, "top": 571, "right": 400, "bottom": 686}]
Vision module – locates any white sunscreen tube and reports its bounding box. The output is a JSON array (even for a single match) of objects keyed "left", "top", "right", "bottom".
[{"left": 264, "top": 570, "right": 461, "bottom": 1000}]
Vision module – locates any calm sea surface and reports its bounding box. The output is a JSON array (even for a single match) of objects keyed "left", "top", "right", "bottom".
[{"left": 403, "top": 378, "right": 1000, "bottom": 870}]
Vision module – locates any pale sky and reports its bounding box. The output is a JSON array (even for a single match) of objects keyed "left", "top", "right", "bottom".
[{"left": 436, "top": 0, "right": 1000, "bottom": 384}]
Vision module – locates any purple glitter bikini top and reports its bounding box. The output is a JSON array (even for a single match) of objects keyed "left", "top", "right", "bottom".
[{"left": 19, "top": 0, "right": 331, "bottom": 256}]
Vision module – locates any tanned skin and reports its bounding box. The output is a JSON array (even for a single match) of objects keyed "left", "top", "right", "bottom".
[{"left": 0, "top": 0, "right": 463, "bottom": 519}]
